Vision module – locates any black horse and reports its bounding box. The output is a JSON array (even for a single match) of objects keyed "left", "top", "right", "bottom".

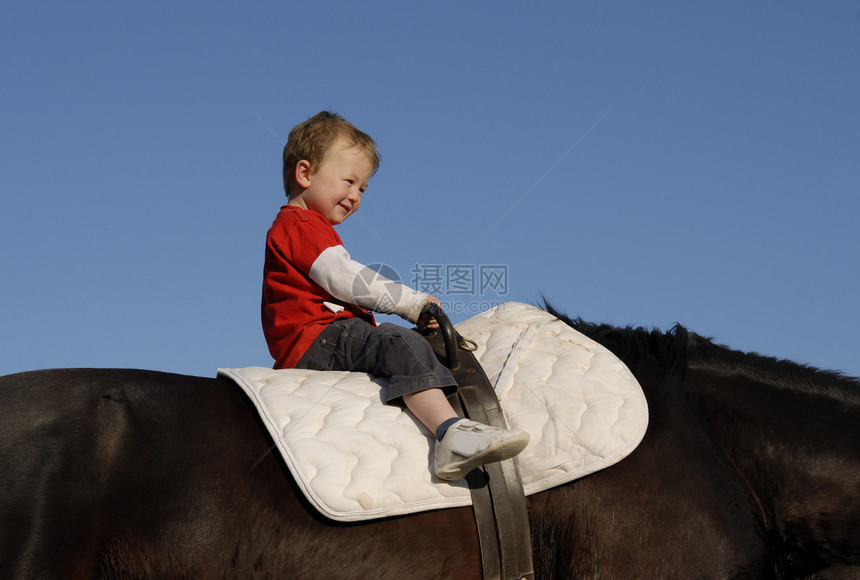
[{"left": 1, "top": 306, "right": 858, "bottom": 578}]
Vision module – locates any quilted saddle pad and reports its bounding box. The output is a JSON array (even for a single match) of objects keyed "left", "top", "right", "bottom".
[{"left": 219, "top": 302, "right": 648, "bottom": 522}]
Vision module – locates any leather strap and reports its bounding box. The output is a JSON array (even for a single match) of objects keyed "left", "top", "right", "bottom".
[{"left": 421, "top": 306, "right": 534, "bottom": 580}]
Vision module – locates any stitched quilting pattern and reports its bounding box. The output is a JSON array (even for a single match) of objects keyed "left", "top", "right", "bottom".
[{"left": 219, "top": 302, "right": 647, "bottom": 521}]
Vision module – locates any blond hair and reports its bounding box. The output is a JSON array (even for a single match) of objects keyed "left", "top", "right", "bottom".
[{"left": 282, "top": 111, "right": 381, "bottom": 197}]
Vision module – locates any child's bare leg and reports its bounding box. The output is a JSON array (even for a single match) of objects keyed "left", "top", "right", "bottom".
[{"left": 402, "top": 388, "right": 458, "bottom": 433}]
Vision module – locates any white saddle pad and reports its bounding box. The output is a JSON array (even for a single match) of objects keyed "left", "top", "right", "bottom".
[{"left": 219, "top": 302, "right": 648, "bottom": 522}]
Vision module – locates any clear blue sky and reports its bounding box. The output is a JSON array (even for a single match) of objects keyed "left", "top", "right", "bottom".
[{"left": 2, "top": 1, "right": 858, "bottom": 379}]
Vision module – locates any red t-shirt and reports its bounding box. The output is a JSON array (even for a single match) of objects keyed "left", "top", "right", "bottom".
[{"left": 261, "top": 205, "right": 374, "bottom": 368}]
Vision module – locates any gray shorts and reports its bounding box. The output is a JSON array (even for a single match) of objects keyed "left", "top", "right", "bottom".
[{"left": 296, "top": 318, "right": 458, "bottom": 404}]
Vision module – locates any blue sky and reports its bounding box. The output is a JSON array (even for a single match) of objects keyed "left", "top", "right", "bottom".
[{"left": 2, "top": 1, "right": 859, "bottom": 379}]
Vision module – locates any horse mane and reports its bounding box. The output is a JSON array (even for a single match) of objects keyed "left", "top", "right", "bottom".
[
  {"left": 541, "top": 301, "right": 690, "bottom": 385},
  {"left": 541, "top": 300, "right": 860, "bottom": 401},
  {"left": 684, "top": 329, "right": 860, "bottom": 403}
]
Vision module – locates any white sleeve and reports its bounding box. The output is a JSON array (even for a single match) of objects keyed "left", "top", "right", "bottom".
[{"left": 308, "top": 245, "right": 429, "bottom": 323}]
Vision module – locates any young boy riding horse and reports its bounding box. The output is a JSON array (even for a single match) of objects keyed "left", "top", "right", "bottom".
[{"left": 260, "top": 111, "right": 528, "bottom": 480}]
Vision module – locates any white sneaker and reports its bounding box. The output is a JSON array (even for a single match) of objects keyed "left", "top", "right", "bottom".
[{"left": 433, "top": 419, "right": 529, "bottom": 481}]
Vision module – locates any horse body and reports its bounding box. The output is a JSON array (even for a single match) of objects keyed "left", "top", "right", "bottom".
[
  {"left": 1, "top": 369, "right": 483, "bottom": 578},
  {"left": 1, "top": 312, "right": 858, "bottom": 578}
]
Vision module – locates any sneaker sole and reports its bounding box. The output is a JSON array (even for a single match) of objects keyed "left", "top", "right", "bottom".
[{"left": 435, "top": 431, "right": 529, "bottom": 481}]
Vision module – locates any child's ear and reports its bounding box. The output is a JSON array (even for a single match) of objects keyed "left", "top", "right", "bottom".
[{"left": 295, "top": 160, "right": 313, "bottom": 189}]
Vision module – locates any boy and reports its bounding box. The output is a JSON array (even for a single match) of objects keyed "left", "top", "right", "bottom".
[{"left": 261, "top": 111, "right": 528, "bottom": 481}]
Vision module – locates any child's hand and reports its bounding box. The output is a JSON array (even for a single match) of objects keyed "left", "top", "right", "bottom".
[{"left": 417, "top": 296, "right": 443, "bottom": 330}]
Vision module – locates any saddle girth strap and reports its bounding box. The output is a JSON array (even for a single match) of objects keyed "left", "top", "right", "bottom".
[{"left": 422, "top": 326, "right": 535, "bottom": 580}]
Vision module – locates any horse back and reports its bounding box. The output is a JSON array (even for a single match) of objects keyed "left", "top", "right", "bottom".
[
  {"left": 0, "top": 368, "right": 252, "bottom": 577},
  {"left": 0, "top": 368, "right": 483, "bottom": 579}
]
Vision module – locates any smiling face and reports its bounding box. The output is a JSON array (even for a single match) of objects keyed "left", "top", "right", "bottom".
[{"left": 289, "top": 135, "right": 374, "bottom": 225}]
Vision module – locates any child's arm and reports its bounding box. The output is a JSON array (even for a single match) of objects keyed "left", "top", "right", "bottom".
[{"left": 309, "top": 245, "right": 429, "bottom": 323}]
